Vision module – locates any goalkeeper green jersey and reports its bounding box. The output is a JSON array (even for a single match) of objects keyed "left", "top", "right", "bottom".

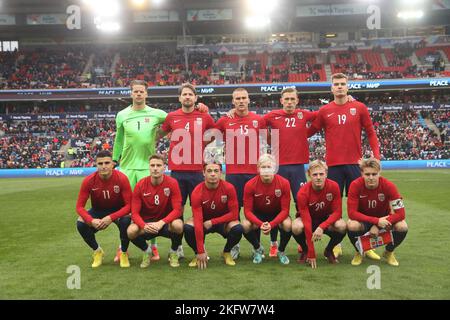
[{"left": 113, "top": 105, "right": 167, "bottom": 170}]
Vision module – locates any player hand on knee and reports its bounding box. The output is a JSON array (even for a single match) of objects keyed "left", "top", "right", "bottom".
[
  {"left": 203, "top": 220, "right": 213, "bottom": 230},
  {"left": 312, "top": 227, "right": 324, "bottom": 242},
  {"left": 147, "top": 222, "right": 163, "bottom": 234},
  {"left": 91, "top": 219, "right": 103, "bottom": 230},
  {"left": 144, "top": 223, "right": 157, "bottom": 234},
  {"left": 261, "top": 222, "right": 271, "bottom": 235},
  {"left": 100, "top": 216, "right": 113, "bottom": 229},
  {"left": 377, "top": 217, "right": 391, "bottom": 229},
  {"left": 197, "top": 253, "right": 208, "bottom": 270}
]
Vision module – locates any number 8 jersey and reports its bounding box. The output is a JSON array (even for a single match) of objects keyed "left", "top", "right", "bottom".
[{"left": 131, "top": 175, "right": 182, "bottom": 228}]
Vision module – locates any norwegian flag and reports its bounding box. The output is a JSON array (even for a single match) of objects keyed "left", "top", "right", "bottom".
[{"left": 355, "top": 230, "right": 394, "bottom": 255}]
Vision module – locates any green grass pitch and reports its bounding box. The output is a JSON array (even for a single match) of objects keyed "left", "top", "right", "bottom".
[{"left": 1, "top": 170, "right": 449, "bottom": 299}]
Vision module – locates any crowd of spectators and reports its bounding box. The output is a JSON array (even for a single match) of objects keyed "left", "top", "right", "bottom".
[
  {"left": 0, "top": 135, "right": 65, "bottom": 169},
  {"left": 1, "top": 48, "right": 87, "bottom": 89},
  {"left": 2, "top": 43, "right": 448, "bottom": 90}
]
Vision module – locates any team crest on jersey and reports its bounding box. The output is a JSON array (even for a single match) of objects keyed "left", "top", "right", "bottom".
[
  {"left": 378, "top": 193, "right": 385, "bottom": 201},
  {"left": 164, "top": 188, "right": 170, "bottom": 196},
  {"left": 145, "top": 118, "right": 150, "bottom": 123},
  {"left": 252, "top": 120, "right": 259, "bottom": 128},
  {"left": 297, "top": 112, "right": 303, "bottom": 120},
  {"left": 196, "top": 118, "right": 202, "bottom": 124},
  {"left": 326, "top": 193, "right": 333, "bottom": 201},
  {"left": 221, "top": 195, "right": 228, "bottom": 203},
  {"left": 114, "top": 185, "right": 120, "bottom": 193},
  {"left": 275, "top": 189, "right": 281, "bottom": 197},
  {"left": 350, "top": 108, "right": 356, "bottom": 116}
]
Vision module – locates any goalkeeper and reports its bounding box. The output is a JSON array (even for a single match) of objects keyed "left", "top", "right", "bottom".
[{"left": 113, "top": 80, "right": 167, "bottom": 261}]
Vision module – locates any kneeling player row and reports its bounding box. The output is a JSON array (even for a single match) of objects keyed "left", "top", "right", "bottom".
[{"left": 75, "top": 151, "right": 408, "bottom": 269}]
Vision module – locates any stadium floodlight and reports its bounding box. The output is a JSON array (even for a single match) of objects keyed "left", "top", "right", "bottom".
[
  {"left": 400, "top": 0, "right": 425, "bottom": 4},
  {"left": 245, "top": 15, "right": 270, "bottom": 29},
  {"left": 132, "top": 0, "right": 146, "bottom": 5},
  {"left": 85, "top": 0, "right": 120, "bottom": 17},
  {"left": 397, "top": 10, "right": 424, "bottom": 19},
  {"left": 246, "top": 0, "right": 278, "bottom": 14}
]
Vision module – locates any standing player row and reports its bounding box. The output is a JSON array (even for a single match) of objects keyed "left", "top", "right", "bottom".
[{"left": 109, "top": 72, "right": 381, "bottom": 263}]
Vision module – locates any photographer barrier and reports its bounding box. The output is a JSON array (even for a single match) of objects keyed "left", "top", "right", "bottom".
[{"left": 0, "top": 160, "right": 448, "bottom": 178}]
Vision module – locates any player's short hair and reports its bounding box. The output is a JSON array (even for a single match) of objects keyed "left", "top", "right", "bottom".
[
  {"left": 178, "top": 83, "right": 197, "bottom": 96},
  {"left": 130, "top": 79, "right": 148, "bottom": 90},
  {"left": 203, "top": 162, "right": 222, "bottom": 171},
  {"left": 281, "top": 87, "right": 298, "bottom": 97},
  {"left": 232, "top": 87, "right": 248, "bottom": 96},
  {"left": 96, "top": 150, "right": 112, "bottom": 160},
  {"left": 257, "top": 153, "right": 276, "bottom": 168},
  {"left": 307, "top": 160, "right": 328, "bottom": 175},
  {"left": 331, "top": 73, "right": 348, "bottom": 82},
  {"left": 148, "top": 154, "right": 165, "bottom": 163},
  {"left": 359, "top": 157, "right": 381, "bottom": 172}
]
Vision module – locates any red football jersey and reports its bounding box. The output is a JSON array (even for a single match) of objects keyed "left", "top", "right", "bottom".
[
  {"left": 76, "top": 170, "right": 132, "bottom": 224},
  {"left": 310, "top": 101, "right": 380, "bottom": 166},
  {"left": 191, "top": 180, "right": 239, "bottom": 254},
  {"left": 243, "top": 174, "right": 290, "bottom": 228},
  {"left": 297, "top": 179, "right": 342, "bottom": 259},
  {"left": 264, "top": 109, "right": 317, "bottom": 165},
  {"left": 215, "top": 112, "right": 266, "bottom": 174},
  {"left": 347, "top": 176, "right": 406, "bottom": 225},
  {"left": 131, "top": 175, "right": 182, "bottom": 228},
  {"left": 161, "top": 109, "right": 215, "bottom": 171}
]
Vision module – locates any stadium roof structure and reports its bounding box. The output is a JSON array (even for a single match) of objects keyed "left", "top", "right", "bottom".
[{"left": 0, "top": 0, "right": 449, "bottom": 39}]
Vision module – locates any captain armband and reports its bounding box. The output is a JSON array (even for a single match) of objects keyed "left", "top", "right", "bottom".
[{"left": 390, "top": 199, "right": 404, "bottom": 210}]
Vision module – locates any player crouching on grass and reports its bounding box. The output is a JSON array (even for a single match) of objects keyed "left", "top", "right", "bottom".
[
  {"left": 347, "top": 158, "right": 408, "bottom": 266},
  {"left": 242, "top": 154, "right": 292, "bottom": 265},
  {"left": 127, "top": 154, "right": 184, "bottom": 268},
  {"left": 292, "top": 160, "right": 347, "bottom": 268},
  {"left": 75, "top": 150, "right": 133, "bottom": 268},
  {"left": 184, "top": 162, "right": 243, "bottom": 270}
]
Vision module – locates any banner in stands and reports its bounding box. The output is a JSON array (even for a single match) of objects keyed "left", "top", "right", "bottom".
[
  {"left": 187, "top": 9, "right": 232, "bottom": 21},
  {"left": 133, "top": 10, "right": 179, "bottom": 22},
  {"left": 296, "top": 4, "right": 367, "bottom": 17},
  {"left": 182, "top": 42, "right": 314, "bottom": 54},
  {"left": 0, "top": 113, "right": 117, "bottom": 121},
  {"left": 0, "top": 14, "right": 16, "bottom": 25},
  {"left": 26, "top": 14, "right": 66, "bottom": 25},
  {"left": 1, "top": 160, "right": 448, "bottom": 178},
  {"left": 1, "top": 78, "right": 449, "bottom": 101},
  {"left": 0, "top": 104, "right": 447, "bottom": 121}
]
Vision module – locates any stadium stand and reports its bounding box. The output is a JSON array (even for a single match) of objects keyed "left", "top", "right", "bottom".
[
  {"left": 1, "top": 105, "right": 447, "bottom": 168},
  {"left": 1, "top": 41, "right": 449, "bottom": 89}
]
